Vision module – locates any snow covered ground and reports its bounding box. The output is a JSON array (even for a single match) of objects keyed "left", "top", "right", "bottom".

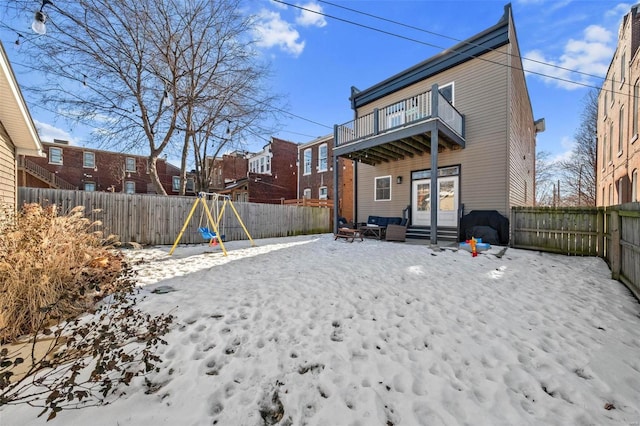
[{"left": 3, "top": 234, "right": 640, "bottom": 426}]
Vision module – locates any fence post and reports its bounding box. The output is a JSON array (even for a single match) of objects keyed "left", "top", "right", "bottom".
[
  {"left": 610, "top": 209, "right": 621, "bottom": 280},
  {"left": 597, "top": 207, "right": 604, "bottom": 258}
]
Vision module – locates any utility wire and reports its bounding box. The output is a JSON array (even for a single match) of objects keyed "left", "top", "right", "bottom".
[
  {"left": 315, "top": 0, "right": 613, "bottom": 87},
  {"left": 272, "top": 0, "right": 623, "bottom": 96}
]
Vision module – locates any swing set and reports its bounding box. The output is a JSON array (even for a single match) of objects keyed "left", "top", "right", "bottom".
[{"left": 169, "top": 192, "right": 255, "bottom": 256}]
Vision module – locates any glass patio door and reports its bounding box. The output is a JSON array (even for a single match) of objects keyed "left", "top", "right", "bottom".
[{"left": 412, "top": 176, "right": 458, "bottom": 227}]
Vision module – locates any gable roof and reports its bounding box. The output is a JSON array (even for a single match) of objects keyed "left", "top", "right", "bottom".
[
  {"left": 350, "top": 4, "right": 512, "bottom": 109},
  {"left": 0, "top": 41, "right": 43, "bottom": 157}
]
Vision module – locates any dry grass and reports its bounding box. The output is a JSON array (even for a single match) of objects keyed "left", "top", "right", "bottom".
[{"left": 0, "top": 203, "right": 123, "bottom": 344}]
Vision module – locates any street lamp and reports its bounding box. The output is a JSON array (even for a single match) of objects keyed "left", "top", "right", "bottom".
[{"left": 32, "top": 0, "right": 53, "bottom": 35}]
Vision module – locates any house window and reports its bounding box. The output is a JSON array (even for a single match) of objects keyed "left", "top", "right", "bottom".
[
  {"left": 609, "top": 183, "right": 613, "bottom": 205},
  {"left": 172, "top": 176, "right": 180, "bottom": 191},
  {"left": 609, "top": 123, "right": 613, "bottom": 162},
  {"left": 304, "top": 148, "right": 312, "bottom": 175},
  {"left": 610, "top": 75, "right": 615, "bottom": 103},
  {"left": 632, "top": 169, "right": 638, "bottom": 202},
  {"left": 84, "top": 182, "right": 96, "bottom": 192},
  {"left": 619, "top": 106, "right": 624, "bottom": 154},
  {"left": 603, "top": 91, "right": 607, "bottom": 115},
  {"left": 319, "top": 186, "right": 328, "bottom": 200},
  {"left": 260, "top": 157, "right": 265, "bottom": 173},
  {"left": 125, "top": 157, "right": 136, "bottom": 172},
  {"left": 386, "top": 102, "right": 405, "bottom": 128},
  {"left": 303, "top": 188, "right": 311, "bottom": 199},
  {"left": 621, "top": 53, "right": 626, "bottom": 83},
  {"left": 439, "top": 82, "right": 454, "bottom": 104},
  {"left": 634, "top": 81, "right": 639, "bottom": 136},
  {"left": 375, "top": 176, "right": 391, "bottom": 201},
  {"left": 186, "top": 178, "right": 195, "bottom": 192},
  {"left": 83, "top": 152, "right": 95, "bottom": 169},
  {"left": 603, "top": 133, "right": 608, "bottom": 166},
  {"left": 124, "top": 181, "right": 135, "bottom": 194},
  {"left": 318, "top": 143, "right": 328, "bottom": 172},
  {"left": 49, "top": 147, "right": 63, "bottom": 165},
  {"left": 617, "top": 178, "right": 624, "bottom": 204}
]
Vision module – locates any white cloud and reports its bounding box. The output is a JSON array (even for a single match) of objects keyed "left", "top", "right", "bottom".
[
  {"left": 295, "top": 2, "right": 327, "bottom": 28},
  {"left": 254, "top": 9, "right": 305, "bottom": 56},
  {"left": 523, "top": 25, "right": 614, "bottom": 90},
  {"left": 34, "top": 120, "right": 78, "bottom": 145},
  {"left": 551, "top": 136, "right": 575, "bottom": 163}
]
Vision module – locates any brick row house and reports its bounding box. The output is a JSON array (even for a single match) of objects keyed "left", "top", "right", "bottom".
[
  {"left": 219, "top": 137, "right": 298, "bottom": 203},
  {"left": 332, "top": 4, "right": 543, "bottom": 243},
  {"left": 597, "top": 4, "right": 640, "bottom": 206},
  {"left": 19, "top": 140, "right": 193, "bottom": 195},
  {"left": 298, "top": 134, "right": 354, "bottom": 222}
]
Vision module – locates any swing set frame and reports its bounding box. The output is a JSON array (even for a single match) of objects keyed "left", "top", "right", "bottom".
[{"left": 169, "top": 192, "right": 255, "bottom": 256}]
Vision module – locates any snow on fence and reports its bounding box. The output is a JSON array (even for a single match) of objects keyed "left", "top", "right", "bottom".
[
  {"left": 511, "top": 204, "right": 640, "bottom": 301},
  {"left": 18, "top": 188, "right": 331, "bottom": 246}
]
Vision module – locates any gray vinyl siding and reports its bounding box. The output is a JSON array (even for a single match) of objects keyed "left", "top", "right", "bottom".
[
  {"left": 507, "top": 16, "right": 536, "bottom": 209},
  {"left": 0, "top": 124, "right": 16, "bottom": 210},
  {"left": 356, "top": 48, "right": 512, "bottom": 221}
]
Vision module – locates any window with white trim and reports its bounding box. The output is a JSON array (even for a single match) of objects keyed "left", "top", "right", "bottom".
[
  {"left": 83, "top": 152, "right": 95, "bottom": 169},
  {"left": 632, "top": 169, "right": 638, "bottom": 202},
  {"left": 439, "top": 82, "right": 454, "bottom": 104},
  {"left": 386, "top": 102, "right": 405, "bottom": 128},
  {"left": 186, "top": 178, "right": 195, "bottom": 192},
  {"left": 303, "top": 148, "right": 312, "bottom": 175},
  {"left": 172, "top": 176, "right": 180, "bottom": 191},
  {"left": 318, "top": 144, "right": 328, "bottom": 172},
  {"left": 319, "top": 186, "right": 328, "bottom": 200},
  {"left": 303, "top": 188, "right": 311, "bottom": 199},
  {"left": 49, "top": 147, "right": 63, "bottom": 165},
  {"left": 375, "top": 176, "right": 391, "bottom": 201},
  {"left": 84, "top": 182, "right": 96, "bottom": 192},
  {"left": 619, "top": 106, "right": 624, "bottom": 154},
  {"left": 124, "top": 181, "right": 135, "bottom": 194},
  {"left": 125, "top": 157, "right": 136, "bottom": 172}
]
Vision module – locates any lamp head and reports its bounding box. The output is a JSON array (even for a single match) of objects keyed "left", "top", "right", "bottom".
[{"left": 32, "top": 10, "right": 47, "bottom": 35}]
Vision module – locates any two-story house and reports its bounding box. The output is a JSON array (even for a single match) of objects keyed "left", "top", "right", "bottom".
[
  {"left": 206, "top": 150, "right": 249, "bottom": 192},
  {"left": 333, "top": 4, "right": 543, "bottom": 244},
  {"left": 597, "top": 4, "right": 640, "bottom": 206},
  {"left": 220, "top": 137, "right": 298, "bottom": 203},
  {"left": 0, "top": 41, "right": 44, "bottom": 211},
  {"left": 20, "top": 140, "right": 192, "bottom": 195},
  {"left": 298, "top": 134, "right": 354, "bottom": 222}
]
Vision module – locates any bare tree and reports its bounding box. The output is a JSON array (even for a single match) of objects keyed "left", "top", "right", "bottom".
[
  {"left": 559, "top": 89, "right": 598, "bottom": 206},
  {"left": 3, "top": 0, "right": 277, "bottom": 195},
  {"left": 535, "top": 150, "right": 555, "bottom": 206}
]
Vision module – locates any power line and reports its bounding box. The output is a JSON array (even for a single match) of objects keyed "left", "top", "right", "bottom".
[
  {"left": 315, "top": 0, "right": 611, "bottom": 86},
  {"left": 272, "top": 0, "right": 623, "bottom": 96}
]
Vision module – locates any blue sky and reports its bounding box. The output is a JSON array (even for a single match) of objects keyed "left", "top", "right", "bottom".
[{"left": 0, "top": 0, "right": 632, "bottom": 163}]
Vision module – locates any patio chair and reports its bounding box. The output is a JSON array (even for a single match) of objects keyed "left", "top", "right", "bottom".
[{"left": 385, "top": 218, "right": 408, "bottom": 242}]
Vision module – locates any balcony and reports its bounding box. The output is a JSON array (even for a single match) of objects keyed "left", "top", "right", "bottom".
[{"left": 334, "top": 86, "right": 465, "bottom": 165}]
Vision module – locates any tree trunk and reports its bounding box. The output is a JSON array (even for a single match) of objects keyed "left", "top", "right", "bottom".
[{"left": 148, "top": 154, "right": 167, "bottom": 195}]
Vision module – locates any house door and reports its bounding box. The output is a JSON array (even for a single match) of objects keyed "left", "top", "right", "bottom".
[{"left": 412, "top": 176, "right": 459, "bottom": 227}]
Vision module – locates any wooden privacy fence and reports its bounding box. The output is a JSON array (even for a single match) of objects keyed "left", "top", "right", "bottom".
[
  {"left": 511, "top": 204, "right": 640, "bottom": 301},
  {"left": 18, "top": 188, "right": 331, "bottom": 246}
]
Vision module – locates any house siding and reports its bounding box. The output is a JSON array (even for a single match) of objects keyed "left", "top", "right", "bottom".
[
  {"left": 355, "top": 48, "right": 513, "bottom": 222},
  {"left": 507, "top": 14, "right": 536, "bottom": 210},
  {"left": 0, "top": 125, "right": 16, "bottom": 210}
]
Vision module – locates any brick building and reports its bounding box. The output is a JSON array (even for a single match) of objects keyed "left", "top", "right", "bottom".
[
  {"left": 220, "top": 137, "right": 298, "bottom": 203},
  {"left": 597, "top": 4, "right": 640, "bottom": 205},
  {"left": 207, "top": 150, "right": 249, "bottom": 191},
  {"left": 19, "top": 140, "right": 192, "bottom": 195},
  {"left": 298, "top": 134, "right": 354, "bottom": 221}
]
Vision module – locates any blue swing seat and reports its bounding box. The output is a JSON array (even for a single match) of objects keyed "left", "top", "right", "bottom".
[
  {"left": 198, "top": 227, "right": 226, "bottom": 242},
  {"left": 198, "top": 227, "right": 216, "bottom": 240}
]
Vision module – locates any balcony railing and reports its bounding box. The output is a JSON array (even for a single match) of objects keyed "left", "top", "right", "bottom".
[{"left": 335, "top": 89, "right": 464, "bottom": 147}]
